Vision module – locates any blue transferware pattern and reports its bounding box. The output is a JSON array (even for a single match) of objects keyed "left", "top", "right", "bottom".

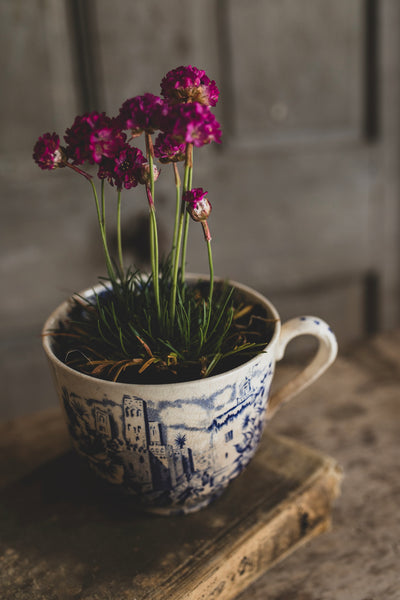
[
  {"left": 43, "top": 281, "right": 338, "bottom": 515},
  {"left": 61, "top": 362, "right": 274, "bottom": 514}
]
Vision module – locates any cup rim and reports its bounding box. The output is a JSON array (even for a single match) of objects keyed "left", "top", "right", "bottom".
[{"left": 42, "top": 275, "right": 281, "bottom": 391}]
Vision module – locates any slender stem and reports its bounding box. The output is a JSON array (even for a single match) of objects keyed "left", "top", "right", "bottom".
[
  {"left": 148, "top": 187, "right": 155, "bottom": 276},
  {"left": 203, "top": 221, "right": 214, "bottom": 334},
  {"left": 169, "top": 163, "right": 182, "bottom": 328},
  {"left": 149, "top": 204, "right": 161, "bottom": 321},
  {"left": 180, "top": 143, "right": 193, "bottom": 285},
  {"left": 145, "top": 132, "right": 161, "bottom": 321},
  {"left": 172, "top": 162, "right": 181, "bottom": 254},
  {"left": 188, "top": 153, "right": 193, "bottom": 191},
  {"left": 65, "top": 162, "right": 115, "bottom": 280},
  {"left": 89, "top": 179, "right": 116, "bottom": 282},
  {"left": 65, "top": 162, "right": 92, "bottom": 181},
  {"left": 117, "top": 189, "right": 124, "bottom": 277},
  {"left": 145, "top": 133, "right": 155, "bottom": 200},
  {"left": 206, "top": 239, "right": 214, "bottom": 333},
  {"left": 170, "top": 204, "right": 185, "bottom": 323},
  {"left": 101, "top": 179, "right": 106, "bottom": 228},
  {"left": 180, "top": 212, "right": 190, "bottom": 283}
]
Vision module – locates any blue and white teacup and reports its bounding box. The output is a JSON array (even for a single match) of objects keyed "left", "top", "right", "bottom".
[{"left": 43, "top": 278, "right": 337, "bottom": 515}]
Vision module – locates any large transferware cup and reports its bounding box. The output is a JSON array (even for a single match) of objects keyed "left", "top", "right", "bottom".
[{"left": 43, "top": 278, "right": 337, "bottom": 515}]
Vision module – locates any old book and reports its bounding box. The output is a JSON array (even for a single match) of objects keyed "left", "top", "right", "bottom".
[{"left": 0, "top": 426, "right": 341, "bottom": 600}]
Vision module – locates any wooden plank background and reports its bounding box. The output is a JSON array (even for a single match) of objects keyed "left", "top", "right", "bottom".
[{"left": 1, "top": 0, "right": 399, "bottom": 418}]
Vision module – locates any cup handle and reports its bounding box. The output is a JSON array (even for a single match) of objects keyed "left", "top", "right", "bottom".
[{"left": 266, "top": 316, "right": 338, "bottom": 419}]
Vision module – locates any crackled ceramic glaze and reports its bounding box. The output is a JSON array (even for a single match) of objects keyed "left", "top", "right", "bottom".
[{"left": 42, "top": 279, "right": 337, "bottom": 515}]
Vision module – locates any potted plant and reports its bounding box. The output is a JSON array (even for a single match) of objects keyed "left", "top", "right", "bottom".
[{"left": 35, "top": 65, "right": 337, "bottom": 515}]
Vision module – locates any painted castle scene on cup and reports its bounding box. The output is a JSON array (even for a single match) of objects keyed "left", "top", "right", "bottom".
[{"left": 61, "top": 363, "right": 274, "bottom": 510}]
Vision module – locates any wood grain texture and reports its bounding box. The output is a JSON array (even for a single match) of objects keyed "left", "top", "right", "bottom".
[
  {"left": 1, "top": 329, "right": 399, "bottom": 598},
  {"left": 0, "top": 421, "right": 341, "bottom": 600},
  {"left": 0, "top": 0, "right": 77, "bottom": 158},
  {"left": 95, "top": 0, "right": 196, "bottom": 115},
  {"left": 236, "top": 329, "right": 400, "bottom": 599},
  {"left": 1, "top": 0, "right": 400, "bottom": 434},
  {"left": 227, "top": 0, "right": 363, "bottom": 142}
]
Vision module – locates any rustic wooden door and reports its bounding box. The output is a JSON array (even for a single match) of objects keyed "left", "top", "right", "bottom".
[
  {"left": 87, "top": 0, "right": 400, "bottom": 344},
  {"left": 1, "top": 0, "right": 399, "bottom": 417}
]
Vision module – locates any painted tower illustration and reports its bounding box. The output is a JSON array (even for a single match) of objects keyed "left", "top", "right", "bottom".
[
  {"left": 148, "top": 419, "right": 174, "bottom": 490},
  {"left": 94, "top": 407, "right": 112, "bottom": 438},
  {"left": 123, "top": 396, "right": 153, "bottom": 489},
  {"left": 121, "top": 395, "right": 193, "bottom": 492}
]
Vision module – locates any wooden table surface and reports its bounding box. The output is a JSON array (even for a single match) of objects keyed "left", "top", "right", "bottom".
[
  {"left": 1, "top": 331, "right": 399, "bottom": 599},
  {"left": 239, "top": 330, "right": 400, "bottom": 600}
]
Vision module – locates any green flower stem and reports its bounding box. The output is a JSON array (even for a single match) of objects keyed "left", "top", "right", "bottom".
[
  {"left": 180, "top": 212, "right": 190, "bottom": 284},
  {"left": 116, "top": 189, "right": 124, "bottom": 277},
  {"left": 89, "top": 178, "right": 116, "bottom": 282},
  {"left": 145, "top": 133, "right": 161, "bottom": 321},
  {"left": 145, "top": 134, "right": 155, "bottom": 199},
  {"left": 206, "top": 241, "right": 214, "bottom": 333},
  {"left": 65, "top": 162, "right": 115, "bottom": 281},
  {"left": 204, "top": 224, "right": 214, "bottom": 334},
  {"left": 170, "top": 203, "right": 185, "bottom": 324},
  {"left": 180, "top": 143, "right": 193, "bottom": 285},
  {"left": 149, "top": 201, "right": 161, "bottom": 321},
  {"left": 101, "top": 179, "right": 106, "bottom": 228},
  {"left": 172, "top": 162, "right": 181, "bottom": 254},
  {"left": 169, "top": 163, "right": 182, "bottom": 328}
]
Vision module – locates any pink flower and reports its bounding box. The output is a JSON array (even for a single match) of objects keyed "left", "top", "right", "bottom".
[
  {"left": 161, "top": 65, "right": 219, "bottom": 107},
  {"left": 154, "top": 133, "right": 186, "bottom": 163},
  {"left": 98, "top": 145, "right": 146, "bottom": 190},
  {"left": 33, "top": 133, "right": 65, "bottom": 170},
  {"left": 118, "top": 93, "right": 165, "bottom": 136},
  {"left": 184, "top": 188, "right": 212, "bottom": 221},
  {"left": 64, "top": 112, "right": 115, "bottom": 165},
  {"left": 162, "top": 103, "right": 221, "bottom": 147},
  {"left": 89, "top": 127, "right": 126, "bottom": 164}
]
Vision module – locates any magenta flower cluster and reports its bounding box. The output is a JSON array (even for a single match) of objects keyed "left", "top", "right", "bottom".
[
  {"left": 154, "top": 133, "right": 186, "bottom": 164},
  {"left": 99, "top": 146, "right": 147, "bottom": 190},
  {"left": 160, "top": 65, "right": 219, "bottom": 107},
  {"left": 33, "top": 65, "right": 221, "bottom": 189},
  {"left": 162, "top": 103, "right": 221, "bottom": 148},
  {"left": 33, "top": 65, "right": 221, "bottom": 333},
  {"left": 118, "top": 93, "right": 165, "bottom": 137},
  {"left": 32, "top": 133, "right": 64, "bottom": 170}
]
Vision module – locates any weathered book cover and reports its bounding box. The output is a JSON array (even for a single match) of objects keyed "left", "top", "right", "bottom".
[{"left": 0, "top": 427, "right": 342, "bottom": 600}]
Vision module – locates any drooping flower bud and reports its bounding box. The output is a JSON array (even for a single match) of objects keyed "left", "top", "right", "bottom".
[
  {"left": 138, "top": 162, "right": 160, "bottom": 186},
  {"left": 184, "top": 188, "right": 212, "bottom": 222}
]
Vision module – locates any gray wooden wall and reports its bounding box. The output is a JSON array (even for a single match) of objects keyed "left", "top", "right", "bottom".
[{"left": 1, "top": 0, "right": 399, "bottom": 419}]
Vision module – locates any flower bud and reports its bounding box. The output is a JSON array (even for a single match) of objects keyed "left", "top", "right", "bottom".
[
  {"left": 187, "top": 197, "right": 212, "bottom": 222},
  {"left": 139, "top": 162, "right": 160, "bottom": 186},
  {"left": 184, "top": 188, "right": 212, "bottom": 222}
]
